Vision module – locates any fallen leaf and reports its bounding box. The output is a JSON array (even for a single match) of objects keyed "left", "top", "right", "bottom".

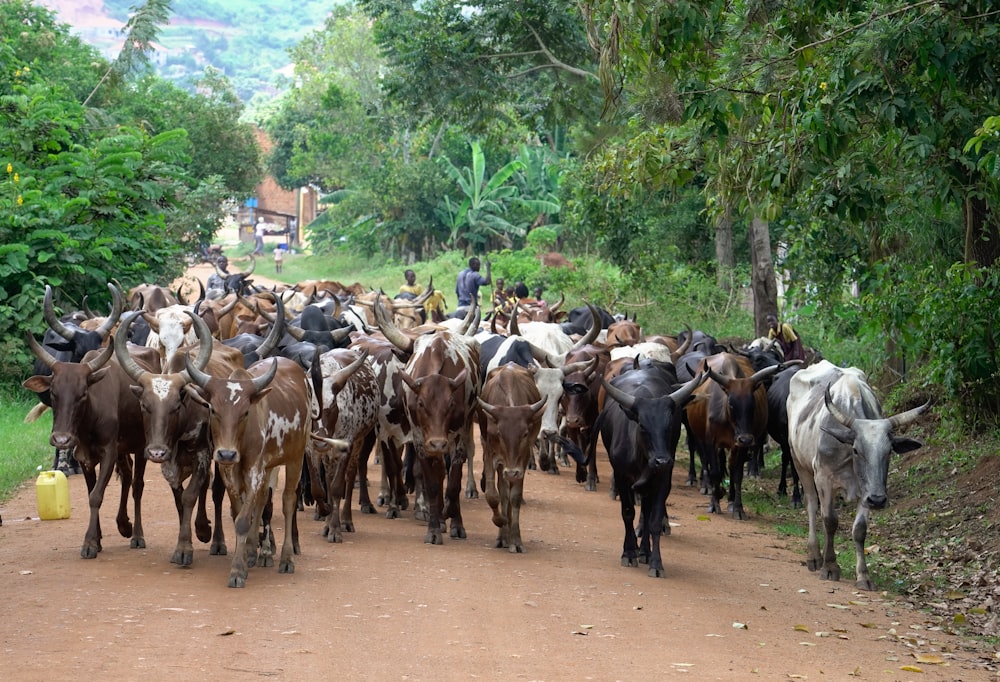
[
  {"left": 826, "top": 603, "right": 850, "bottom": 610},
  {"left": 733, "top": 622, "right": 748, "bottom": 630},
  {"left": 218, "top": 629, "right": 236, "bottom": 636},
  {"left": 945, "top": 590, "right": 966, "bottom": 600},
  {"left": 697, "top": 515, "right": 711, "bottom": 521},
  {"left": 859, "top": 623, "right": 878, "bottom": 629},
  {"left": 899, "top": 665, "right": 923, "bottom": 672},
  {"left": 793, "top": 624, "right": 810, "bottom": 632},
  {"left": 815, "top": 631, "right": 832, "bottom": 638},
  {"left": 19, "top": 570, "right": 32, "bottom": 576},
  {"left": 953, "top": 614, "right": 967, "bottom": 625},
  {"left": 914, "top": 654, "right": 945, "bottom": 665},
  {"left": 571, "top": 630, "right": 589, "bottom": 636}
]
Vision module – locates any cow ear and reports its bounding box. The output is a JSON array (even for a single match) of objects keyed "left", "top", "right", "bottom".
[
  {"left": 562, "top": 382, "right": 588, "bottom": 395},
  {"left": 891, "top": 437, "right": 922, "bottom": 454},
  {"left": 22, "top": 376, "right": 51, "bottom": 393},
  {"left": 820, "top": 423, "right": 855, "bottom": 446}
]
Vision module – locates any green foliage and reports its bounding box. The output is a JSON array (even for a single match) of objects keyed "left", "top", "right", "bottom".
[
  {"left": 860, "top": 261, "right": 1000, "bottom": 425},
  {"left": 0, "top": 387, "right": 52, "bottom": 503}
]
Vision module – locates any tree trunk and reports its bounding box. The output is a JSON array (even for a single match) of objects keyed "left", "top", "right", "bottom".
[
  {"left": 963, "top": 195, "right": 999, "bottom": 268},
  {"left": 715, "top": 201, "right": 735, "bottom": 292},
  {"left": 749, "top": 216, "right": 778, "bottom": 338}
]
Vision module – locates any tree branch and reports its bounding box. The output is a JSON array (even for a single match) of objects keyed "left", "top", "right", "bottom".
[{"left": 525, "top": 24, "right": 599, "bottom": 81}]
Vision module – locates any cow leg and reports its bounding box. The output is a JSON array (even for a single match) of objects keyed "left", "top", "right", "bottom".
[
  {"left": 81, "top": 447, "right": 118, "bottom": 558},
  {"left": 852, "top": 505, "right": 875, "bottom": 590},
  {"left": 209, "top": 463, "right": 228, "bottom": 556},
  {"left": 376, "top": 440, "right": 391, "bottom": 508},
  {"left": 419, "top": 453, "right": 446, "bottom": 545},
  {"left": 728, "top": 447, "right": 748, "bottom": 520},
  {"left": 171, "top": 464, "right": 206, "bottom": 566},
  {"left": 617, "top": 482, "right": 639, "bottom": 568},
  {"left": 644, "top": 469, "right": 672, "bottom": 578},
  {"left": 323, "top": 448, "right": 347, "bottom": 543},
  {"left": 305, "top": 444, "right": 330, "bottom": 521},
  {"left": 356, "top": 430, "right": 378, "bottom": 516},
  {"left": 483, "top": 445, "right": 505, "bottom": 536},
  {"left": 464, "top": 440, "right": 478, "bottom": 499},
  {"left": 445, "top": 445, "right": 467, "bottom": 539},
  {"left": 228, "top": 484, "right": 263, "bottom": 588},
  {"left": 814, "top": 476, "right": 840, "bottom": 581},
  {"left": 115, "top": 454, "right": 134, "bottom": 540},
  {"left": 380, "top": 439, "right": 405, "bottom": 519},
  {"left": 506, "top": 475, "right": 526, "bottom": 554},
  {"left": 279, "top": 456, "right": 303, "bottom": 574},
  {"left": 193, "top": 464, "right": 212, "bottom": 544}
]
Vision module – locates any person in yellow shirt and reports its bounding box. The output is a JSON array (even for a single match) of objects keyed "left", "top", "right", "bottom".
[{"left": 766, "top": 313, "right": 805, "bottom": 361}]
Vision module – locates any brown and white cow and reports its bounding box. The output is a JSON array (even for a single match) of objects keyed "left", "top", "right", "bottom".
[
  {"left": 374, "top": 298, "right": 481, "bottom": 544},
  {"left": 307, "top": 347, "right": 379, "bottom": 542},
  {"left": 186, "top": 355, "right": 312, "bottom": 587},
  {"left": 477, "top": 363, "right": 546, "bottom": 553},
  {"left": 24, "top": 331, "right": 159, "bottom": 558},
  {"left": 114, "top": 309, "right": 242, "bottom": 565}
]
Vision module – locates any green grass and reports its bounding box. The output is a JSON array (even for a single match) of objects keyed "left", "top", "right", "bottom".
[{"left": 0, "top": 388, "right": 56, "bottom": 503}]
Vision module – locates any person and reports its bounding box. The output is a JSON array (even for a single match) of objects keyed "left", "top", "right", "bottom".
[
  {"left": 399, "top": 269, "right": 424, "bottom": 297},
  {"left": 206, "top": 255, "right": 230, "bottom": 296},
  {"left": 491, "top": 278, "right": 506, "bottom": 310},
  {"left": 455, "top": 256, "right": 491, "bottom": 311},
  {"left": 273, "top": 245, "right": 284, "bottom": 274},
  {"left": 766, "top": 313, "right": 805, "bottom": 361},
  {"left": 254, "top": 217, "right": 267, "bottom": 255},
  {"left": 533, "top": 285, "right": 544, "bottom": 301}
]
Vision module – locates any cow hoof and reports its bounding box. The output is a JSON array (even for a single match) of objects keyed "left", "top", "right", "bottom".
[
  {"left": 414, "top": 509, "right": 429, "bottom": 522},
  {"left": 258, "top": 553, "right": 274, "bottom": 568},
  {"left": 638, "top": 553, "right": 650, "bottom": 565},
  {"left": 130, "top": 536, "right": 146, "bottom": 549},
  {"left": 546, "top": 467, "right": 560, "bottom": 476},
  {"left": 360, "top": 503, "right": 376, "bottom": 515},
  {"left": 424, "top": 531, "right": 444, "bottom": 545},
  {"left": 686, "top": 477, "right": 697, "bottom": 487},
  {"left": 855, "top": 578, "right": 876, "bottom": 591},
  {"left": 806, "top": 558, "right": 821, "bottom": 572},
  {"left": 343, "top": 520, "right": 355, "bottom": 533},
  {"left": 385, "top": 507, "right": 400, "bottom": 520},
  {"left": 376, "top": 494, "right": 387, "bottom": 507},
  {"left": 495, "top": 536, "right": 505, "bottom": 549},
  {"left": 450, "top": 524, "right": 467, "bottom": 539},
  {"left": 397, "top": 496, "right": 409, "bottom": 511},
  {"left": 326, "top": 531, "right": 343, "bottom": 544},
  {"left": 80, "top": 545, "right": 99, "bottom": 559},
  {"left": 621, "top": 556, "right": 638, "bottom": 568},
  {"left": 731, "top": 508, "right": 747, "bottom": 521},
  {"left": 279, "top": 559, "right": 295, "bottom": 574},
  {"left": 465, "top": 488, "right": 478, "bottom": 499},
  {"left": 210, "top": 543, "right": 228, "bottom": 556},
  {"left": 648, "top": 566, "right": 666, "bottom": 578},
  {"left": 508, "top": 544, "right": 524, "bottom": 554},
  {"left": 585, "top": 481, "right": 597, "bottom": 492},
  {"left": 195, "top": 523, "right": 212, "bottom": 544},
  {"left": 117, "top": 520, "right": 133, "bottom": 539},
  {"left": 172, "top": 550, "right": 194, "bottom": 567},
  {"left": 820, "top": 566, "right": 841, "bottom": 582},
  {"left": 227, "top": 574, "right": 246, "bottom": 588}
]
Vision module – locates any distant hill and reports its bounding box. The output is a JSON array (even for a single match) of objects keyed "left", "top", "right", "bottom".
[{"left": 37, "top": 0, "right": 337, "bottom": 103}]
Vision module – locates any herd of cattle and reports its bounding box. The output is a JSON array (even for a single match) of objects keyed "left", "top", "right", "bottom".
[{"left": 21, "top": 273, "right": 929, "bottom": 589}]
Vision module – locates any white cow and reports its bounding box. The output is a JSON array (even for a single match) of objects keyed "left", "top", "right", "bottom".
[{"left": 787, "top": 360, "right": 928, "bottom": 590}]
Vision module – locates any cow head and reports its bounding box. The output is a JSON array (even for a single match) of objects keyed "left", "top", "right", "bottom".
[
  {"left": 400, "top": 368, "right": 468, "bottom": 457},
  {"left": 477, "top": 396, "right": 547, "bottom": 481}
]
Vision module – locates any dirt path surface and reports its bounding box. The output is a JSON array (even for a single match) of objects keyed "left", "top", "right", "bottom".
[{"left": 1, "top": 449, "right": 992, "bottom": 681}]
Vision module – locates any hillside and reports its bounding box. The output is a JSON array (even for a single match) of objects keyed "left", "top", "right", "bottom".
[{"left": 37, "top": 0, "right": 339, "bottom": 102}]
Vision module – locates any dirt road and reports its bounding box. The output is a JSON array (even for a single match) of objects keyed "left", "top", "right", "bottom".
[{"left": 0, "top": 448, "right": 992, "bottom": 681}]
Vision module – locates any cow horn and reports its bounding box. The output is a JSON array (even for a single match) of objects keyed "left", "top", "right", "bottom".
[
  {"left": 251, "top": 358, "right": 278, "bottom": 393},
  {"left": 243, "top": 255, "right": 256, "bottom": 277},
  {"left": 373, "top": 294, "right": 413, "bottom": 354},
  {"left": 507, "top": 304, "right": 521, "bottom": 336},
  {"left": 749, "top": 364, "right": 781, "bottom": 385},
  {"left": 671, "top": 324, "right": 693, "bottom": 362},
  {"left": 458, "top": 303, "right": 479, "bottom": 336},
  {"left": 562, "top": 356, "right": 597, "bottom": 376},
  {"left": 114, "top": 310, "right": 148, "bottom": 382},
  {"left": 183, "top": 352, "right": 212, "bottom": 388},
  {"left": 476, "top": 397, "right": 498, "bottom": 418},
  {"left": 285, "top": 322, "right": 306, "bottom": 341},
  {"left": 85, "top": 337, "right": 115, "bottom": 372},
  {"left": 707, "top": 366, "right": 732, "bottom": 388},
  {"left": 217, "top": 294, "right": 239, "bottom": 318},
  {"left": 549, "top": 292, "right": 565, "bottom": 315},
  {"left": 602, "top": 378, "right": 636, "bottom": 410},
  {"left": 888, "top": 401, "right": 930, "bottom": 430},
  {"left": 329, "top": 349, "right": 369, "bottom": 394},
  {"left": 81, "top": 295, "right": 97, "bottom": 319},
  {"left": 44, "top": 285, "right": 76, "bottom": 341},
  {"left": 330, "top": 327, "right": 352, "bottom": 344},
  {"left": 95, "top": 283, "right": 124, "bottom": 340},
  {"left": 26, "top": 331, "right": 60, "bottom": 369},
  {"left": 254, "top": 294, "right": 285, "bottom": 359},
  {"left": 528, "top": 341, "right": 559, "bottom": 368},
  {"left": 669, "top": 371, "right": 707, "bottom": 406},
  {"left": 823, "top": 386, "right": 854, "bottom": 428},
  {"left": 184, "top": 309, "right": 215, "bottom": 373},
  {"left": 571, "top": 303, "right": 601, "bottom": 350}
]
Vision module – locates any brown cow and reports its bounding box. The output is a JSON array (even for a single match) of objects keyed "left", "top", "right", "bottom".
[
  {"left": 685, "top": 353, "right": 779, "bottom": 519},
  {"left": 374, "top": 298, "right": 481, "bottom": 544},
  {"left": 24, "top": 333, "right": 159, "bottom": 558},
  {"left": 186, "top": 355, "right": 312, "bottom": 587},
  {"left": 477, "top": 363, "right": 546, "bottom": 553}
]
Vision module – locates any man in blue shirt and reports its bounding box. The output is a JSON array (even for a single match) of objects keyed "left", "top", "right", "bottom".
[{"left": 456, "top": 256, "right": 491, "bottom": 312}]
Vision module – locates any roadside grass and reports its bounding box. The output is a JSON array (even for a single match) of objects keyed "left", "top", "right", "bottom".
[{"left": 0, "top": 387, "right": 55, "bottom": 504}]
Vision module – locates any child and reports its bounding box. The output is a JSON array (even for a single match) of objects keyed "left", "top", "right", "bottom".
[{"left": 274, "top": 245, "right": 284, "bottom": 274}]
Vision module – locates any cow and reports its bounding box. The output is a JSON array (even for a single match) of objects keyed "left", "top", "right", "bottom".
[
  {"left": 307, "top": 348, "right": 379, "bottom": 542},
  {"left": 787, "top": 360, "right": 928, "bottom": 590},
  {"left": 764, "top": 364, "right": 804, "bottom": 506},
  {"left": 685, "top": 353, "right": 778, "bottom": 519},
  {"left": 476, "top": 363, "right": 546, "bottom": 553},
  {"left": 24, "top": 329, "right": 158, "bottom": 558},
  {"left": 590, "top": 368, "right": 705, "bottom": 577},
  {"left": 114, "top": 309, "right": 242, "bottom": 565},
  {"left": 374, "top": 298, "right": 481, "bottom": 544},
  {"left": 185, "top": 354, "right": 312, "bottom": 588}
]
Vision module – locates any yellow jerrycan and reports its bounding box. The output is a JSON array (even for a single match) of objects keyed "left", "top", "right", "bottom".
[{"left": 36, "top": 470, "right": 71, "bottom": 520}]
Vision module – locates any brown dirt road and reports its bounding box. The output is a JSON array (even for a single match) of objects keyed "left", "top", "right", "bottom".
[{"left": 1, "top": 448, "right": 994, "bottom": 681}]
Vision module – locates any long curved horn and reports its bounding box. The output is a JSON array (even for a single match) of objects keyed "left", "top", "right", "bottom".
[
  {"left": 184, "top": 352, "right": 213, "bottom": 388},
  {"left": 669, "top": 371, "right": 707, "bottom": 405},
  {"left": 251, "top": 357, "right": 278, "bottom": 393},
  {"left": 458, "top": 303, "right": 479, "bottom": 336},
  {"left": 562, "top": 356, "right": 597, "bottom": 376},
  {"left": 330, "top": 327, "right": 352, "bottom": 344},
  {"left": 254, "top": 293, "right": 285, "bottom": 359},
  {"left": 508, "top": 304, "right": 521, "bottom": 336},
  {"left": 44, "top": 285, "right": 76, "bottom": 341},
  {"left": 95, "top": 282, "right": 124, "bottom": 340},
  {"left": 328, "top": 348, "right": 369, "bottom": 395},
  {"left": 823, "top": 386, "right": 854, "bottom": 428},
  {"left": 26, "top": 332, "right": 59, "bottom": 369},
  {"left": 571, "top": 303, "right": 601, "bottom": 350},
  {"left": 671, "top": 324, "right": 693, "bottom": 362},
  {"left": 184, "top": 310, "right": 215, "bottom": 373},
  {"left": 888, "top": 401, "right": 930, "bottom": 430},
  {"left": 81, "top": 295, "right": 97, "bottom": 319},
  {"left": 373, "top": 294, "right": 413, "bottom": 354},
  {"left": 707, "top": 366, "right": 732, "bottom": 389},
  {"left": 243, "top": 254, "right": 256, "bottom": 277},
  {"left": 602, "top": 378, "right": 636, "bottom": 410},
  {"left": 85, "top": 338, "right": 114, "bottom": 372},
  {"left": 114, "top": 310, "right": 148, "bottom": 382},
  {"left": 548, "top": 292, "right": 565, "bottom": 315},
  {"left": 477, "top": 397, "right": 498, "bottom": 418},
  {"left": 749, "top": 364, "right": 781, "bottom": 385}
]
